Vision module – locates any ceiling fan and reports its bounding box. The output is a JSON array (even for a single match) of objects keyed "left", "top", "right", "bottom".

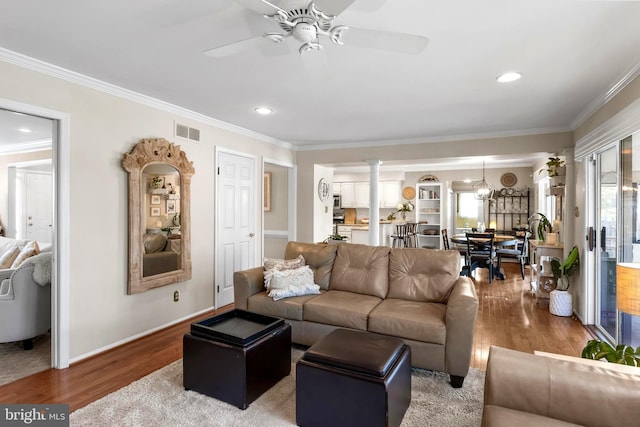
[{"left": 203, "top": 0, "right": 429, "bottom": 58}]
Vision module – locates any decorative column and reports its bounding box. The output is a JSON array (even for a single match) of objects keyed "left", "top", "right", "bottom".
[{"left": 367, "top": 160, "right": 381, "bottom": 246}]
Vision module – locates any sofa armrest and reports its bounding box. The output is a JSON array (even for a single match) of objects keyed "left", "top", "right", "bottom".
[
  {"left": 444, "top": 276, "right": 478, "bottom": 377},
  {"left": 233, "top": 267, "right": 265, "bottom": 310},
  {"left": 483, "top": 346, "right": 640, "bottom": 427}
]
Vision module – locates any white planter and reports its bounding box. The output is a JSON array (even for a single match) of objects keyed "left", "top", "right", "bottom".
[
  {"left": 545, "top": 232, "right": 557, "bottom": 245},
  {"left": 550, "top": 176, "right": 565, "bottom": 187},
  {"left": 549, "top": 290, "right": 572, "bottom": 316}
]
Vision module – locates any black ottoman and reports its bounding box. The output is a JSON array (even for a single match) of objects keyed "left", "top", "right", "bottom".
[{"left": 296, "top": 329, "right": 411, "bottom": 427}]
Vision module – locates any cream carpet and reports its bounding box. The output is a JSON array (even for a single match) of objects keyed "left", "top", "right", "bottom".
[
  {"left": 71, "top": 349, "right": 484, "bottom": 427},
  {"left": 0, "top": 333, "right": 51, "bottom": 386}
]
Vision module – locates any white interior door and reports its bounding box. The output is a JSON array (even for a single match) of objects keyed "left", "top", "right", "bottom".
[
  {"left": 25, "top": 171, "right": 53, "bottom": 243},
  {"left": 216, "top": 151, "right": 256, "bottom": 308}
]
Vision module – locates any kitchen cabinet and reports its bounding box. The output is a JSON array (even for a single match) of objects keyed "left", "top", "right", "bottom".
[
  {"left": 379, "top": 181, "right": 401, "bottom": 208},
  {"left": 350, "top": 224, "right": 395, "bottom": 247},
  {"left": 415, "top": 183, "right": 443, "bottom": 249},
  {"left": 354, "top": 182, "right": 369, "bottom": 208},
  {"left": 340, "top": 182, "right": 356, "bottom": 208},
  {"left": 334, "top": 180, "right": 400, "bottom": 209}
]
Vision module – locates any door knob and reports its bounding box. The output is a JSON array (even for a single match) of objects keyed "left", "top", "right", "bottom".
[
  {"left": 28, "top": 223, "right": 33, "bottom": 226},
  {"left": 28, "top": 216, "right": 32, "bottom": 220},
  {"left": 249, "top": 232, "right": 255, "bottom": 238}
]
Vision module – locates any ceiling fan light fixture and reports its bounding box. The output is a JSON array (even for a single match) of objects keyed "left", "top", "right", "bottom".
[
  {"left": 254, "top": 106, "right": 273, "bottom": 115},
  {"left": 497, "top": 71, "right": 522, "bottom": 83}
]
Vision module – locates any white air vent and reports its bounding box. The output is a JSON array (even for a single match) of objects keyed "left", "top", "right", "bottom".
[{"left": 175, "top": 122, "right": 200, "bottom": 142}]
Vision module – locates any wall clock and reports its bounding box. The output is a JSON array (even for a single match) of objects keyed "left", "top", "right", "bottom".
[{"left": 318, "top": 178, "right": 331, "bottom": 202}]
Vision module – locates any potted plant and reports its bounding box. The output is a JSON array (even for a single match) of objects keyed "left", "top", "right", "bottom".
[
  {"left": 549, "top": 245, "right": 579, "bottom": 316},
  {"left": 396, "top": 201, "right": 414, "bottom": 220},
  {"left": 528, "top": 212, "right": 554, "bottom": 242},
  {"left": 540, "top": 156, "right": 566, "bottom": 187},
  {"left": 582, "top": 339, "right": 640, "bottom": 366}
]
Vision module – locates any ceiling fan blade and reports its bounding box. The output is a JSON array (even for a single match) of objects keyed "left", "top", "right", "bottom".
[
  {"left": 202, "top": 36, "right": 266, "bottom": 58},
  {"left": 313, "top": 0, "right": 356, "bottom": 16},
  {"left": 340, "top": 27, "right": 428, "bottom": 54},
  {"left": 349, "top": 0, "right": 386, "bottom": 13},
  {"left": 232, "top": 0, "right": 286, "bottom": 15}
]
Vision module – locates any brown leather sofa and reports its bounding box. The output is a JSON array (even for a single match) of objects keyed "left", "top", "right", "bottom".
[
  {"left": 483, "top": 346, "right": 640, "bottom": 426},
  {"left": 234, "top": 241, "right": 479, "bottom": 387}
]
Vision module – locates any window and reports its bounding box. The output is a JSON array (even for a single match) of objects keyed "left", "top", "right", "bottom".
[{"left": 458, "top": 193, "right": 478, "bottom": 218}]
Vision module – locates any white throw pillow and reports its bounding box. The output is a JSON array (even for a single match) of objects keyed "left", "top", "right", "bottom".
[
  {"left": 263, "top": 254, "right": 306, "bottom": 288},
  {"left": 266, "top": 266, "right": 320, "bottom": 301},
  {"left": 11, "top": 241, "right": 40, "bottom": 268},
  {"left": 0, "top": 246, "right": 20, "bottom": 269}
]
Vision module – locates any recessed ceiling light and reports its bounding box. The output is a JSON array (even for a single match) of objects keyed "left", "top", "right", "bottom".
[
  {"left": 18, "top": 128, "right": 32, "bottom": 133},
  {"left": 497, "top": 72, "right": 522, "bottom": 83},
  {"left": 463, "top": 179, "right": 472, "bottom": 183},
  {"left": 254, "top": 106, "right": 273, "bottom": 115}
]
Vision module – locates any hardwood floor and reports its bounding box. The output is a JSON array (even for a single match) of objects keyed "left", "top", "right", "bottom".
[{"left": 0, "top": 263, "right": 594, "bottom": 412}]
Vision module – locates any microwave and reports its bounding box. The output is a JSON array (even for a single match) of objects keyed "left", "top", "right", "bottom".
[{"left": 333, "top": 194, "right": 341, "bottom": 209}]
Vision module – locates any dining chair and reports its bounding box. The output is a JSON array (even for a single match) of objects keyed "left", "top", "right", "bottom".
[
  {"left": 441, "top": 229, "right": 450, "bottom": 250},
  {"left": 391, "top": 224, "right": 409, "bottom": 248},
  {"left": 406, "top": 223, "right": 418, "bottom": 248},
  {"left": 443, "top": 229, "right": 470, "bottom": 276},
  {"left": 465, "top": 232, "right": 497, "bottom": 283},
  {"left": 496, "top": 232, "right": 530, "bottom": 279}
]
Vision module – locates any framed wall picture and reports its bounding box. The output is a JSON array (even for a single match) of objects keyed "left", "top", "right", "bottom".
[
  {"left": 166, "top": 200, "right": 176, "bottom": 214},
  {"left": 150, "top": 195, "right": 161, "bottom": 205},
  {"left": 264, "top": 172, "right": 272, "bottom": 212},
  {"left": 150, "top": 207, "right": 161, "bottom": 217}
]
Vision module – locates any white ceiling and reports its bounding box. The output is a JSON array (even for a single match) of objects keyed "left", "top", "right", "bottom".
[{"left": 1, "top": 0, "right": 640, "bottom": 169}]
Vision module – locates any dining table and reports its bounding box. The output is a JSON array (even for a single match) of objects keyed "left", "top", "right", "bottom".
[{"left": 450, "top": 234, "right": 520, "bottom": 281}]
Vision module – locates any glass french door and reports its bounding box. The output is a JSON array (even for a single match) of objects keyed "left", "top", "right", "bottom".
[
  {"left": 595, "top": 132, "right": 640, "bottom": 346},
  {"left": 595, "top": 145, "right": 618, "bottom": 340}
]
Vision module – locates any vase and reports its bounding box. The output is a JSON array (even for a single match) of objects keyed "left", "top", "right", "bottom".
[
  {"left": 401, "top": 211, "right": 407, "bottom": 220},
  {"left": 549, "top": 290, "right": 573, "bottom": 316}
]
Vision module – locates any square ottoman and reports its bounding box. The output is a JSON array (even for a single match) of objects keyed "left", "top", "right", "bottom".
[{"left": 296, "top": 329, "right": 411, "bottom": 427}]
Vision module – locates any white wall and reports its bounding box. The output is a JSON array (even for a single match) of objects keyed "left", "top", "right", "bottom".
[{"left": 0, "top": 59, "right": 294, "bottom": 359}]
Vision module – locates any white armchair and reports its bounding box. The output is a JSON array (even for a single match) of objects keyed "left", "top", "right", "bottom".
[{"left": 0, "top": 252, "right": 51, "bottom": 350}]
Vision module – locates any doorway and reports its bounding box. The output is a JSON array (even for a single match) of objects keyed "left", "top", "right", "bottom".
[{"left": 0, "top": 108, "right": 54, "bottom": 383}]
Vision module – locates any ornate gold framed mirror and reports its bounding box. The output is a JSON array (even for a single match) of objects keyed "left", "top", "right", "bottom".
[{"left": 122, "top": 138, "right": 195, "bottom": 294}]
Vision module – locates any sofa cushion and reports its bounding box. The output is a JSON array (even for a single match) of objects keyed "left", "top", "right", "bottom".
[
  {"left": 368, "top": 298, "right": 446, "bottom": 344},
  {"left": 482, "top": 405, "right": 582, "bottom": 427},
  {"left": 329, "top": 244, "right": 390, "bottom": 299},
  {"left": 303, "top": 290, "right": 382, "bottom": 330},
  {"left": 248, "top": 291, "right": 324, "bottom": 321},
  {"left": 285, "top": 242, "right": 337, "bottom": 290},
  {"left": 388, "top": 248, "right": 460, "bottom": 303}
]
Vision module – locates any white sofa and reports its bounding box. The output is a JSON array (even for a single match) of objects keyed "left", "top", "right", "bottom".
[{"left": 0, "top": 236, "right": 52, "bottom": 349}]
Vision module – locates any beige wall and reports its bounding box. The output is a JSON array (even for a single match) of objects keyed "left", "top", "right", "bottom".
[
  {"left": 0, "top": 60, "right": 293, "bottom": 359},
  {"left": 296, "top": 133, "right": 572, "bottom": 243},
  {"left": 263, "top": 162, "right": 289, "bottom": 258}
]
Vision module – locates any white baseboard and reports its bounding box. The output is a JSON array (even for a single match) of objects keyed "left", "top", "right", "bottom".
[{"left": 69, "top": 307, "right": 214, "bottom": 364}]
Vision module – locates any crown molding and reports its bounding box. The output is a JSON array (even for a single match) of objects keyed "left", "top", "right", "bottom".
[
  {"left": 294, "top": 126, "right": 571, "bottom": 151},
  {"left": 0, "top": 47, "right": 295, "bottom": 151},
  {"left": 570, "top": 57, "right": 640, "bottom": 131},
  {"left": 0, "top": 138, "right": 51, "bottom": 155}
]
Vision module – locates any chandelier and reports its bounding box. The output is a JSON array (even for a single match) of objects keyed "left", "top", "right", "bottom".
[{"left": 474, "top": 161, "right": 494, "bottom": 200}]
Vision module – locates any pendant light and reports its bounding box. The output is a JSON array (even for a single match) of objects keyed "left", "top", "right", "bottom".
[{"left": 474, "top": 161, "right": 494, "bottom": 200}]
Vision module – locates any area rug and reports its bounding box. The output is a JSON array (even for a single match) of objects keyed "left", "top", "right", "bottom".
[
  {"left": 0, "top": 333, "right": 50, "bottom": 386},
  {"left": 71, "top": 349, "right": 484, "bottom": 427}
]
